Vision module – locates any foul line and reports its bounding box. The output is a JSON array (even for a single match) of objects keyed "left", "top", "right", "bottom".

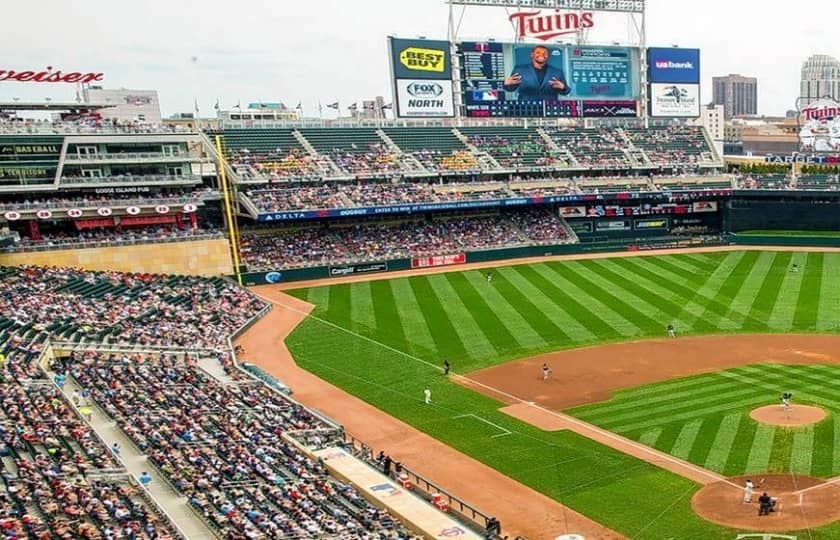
[
  {"left": 453, "top": 413, "right": 512, "bottom": 438},
  {"left": 262, "top": 292, "right": 737, "bottom": 489}
]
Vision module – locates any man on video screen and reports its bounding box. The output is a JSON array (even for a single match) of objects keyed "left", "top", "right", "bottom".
[{"left": 503, "top": 44, "right": 570, "bottom": 101}]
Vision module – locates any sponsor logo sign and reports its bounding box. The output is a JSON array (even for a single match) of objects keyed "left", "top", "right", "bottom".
[
  {"left": 0, "top": 66, "right": 104, "bottom": 84},
  {"left": 328, "top": 262, "right": 388, "bottom": 277},
  {"left": 650, "top": 83, "right": 700, "bottom": 117},
  {"left": 390, "top": 38, "right": 451, "bottom": 80},
  {"left": 264, "top": 271, "right": 283, "bottom": 284},
  {"left": 509, "top": 10, "right": 595, "bottom": 41},
  {"left": 411, "top": 253, "right": 466, "bottom": 269},
  {"left": 692, "top": 201, "right": 718, "bottom": 213},
  {"left": 396, "top": 79, "right": 454, "bottom": 117},
  {"left": 647, "top": 48, "right": 701, "bottom": 83},
  {"left": 558, "top": 206, "right": 587, "bottom": 217},
  {"left": 581, "top": 100, "right": 638, "bottom": 118},
  {"left": 799, "top": 98, "right": 840, "bottom": 152}
]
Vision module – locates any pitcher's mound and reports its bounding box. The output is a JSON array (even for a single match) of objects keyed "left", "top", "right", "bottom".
[
  {"left": 750, "top": 404, "right": 827, "bottom": 427},
  {"left": 692, "top": 474, "right": 840, "bottom": 530}
]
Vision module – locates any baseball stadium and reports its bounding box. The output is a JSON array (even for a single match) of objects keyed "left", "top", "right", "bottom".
[{"left": 5, "top": 1, "right": 840, "bottom": 539}]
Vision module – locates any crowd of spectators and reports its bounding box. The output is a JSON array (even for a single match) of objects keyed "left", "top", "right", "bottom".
[
  {"left": 70, "top": 351, "right": 422, "bottom": 540},
  {"left": 626, "top": 126, "right": 711, "bottom": 166},
  {"left": 326, "top": 144, "right": 400, "bottom": 175},
  {"left": 547, "top": 127, "right": 631, "bottom": 168},
  {"left": 230, "top": 149, "right": 319, "bottom": 179},
  {"left": 0, "top": 265, "right": 266, "bottom": 350},
  {"left": 0, "top": 376, "right": 176, "bottom": 539},
  {"left": 240, "top": 211, "right": 575, "bottom": 270},
  {"left": 247, "top": 187, "right": 348, "bottom": 212},
  {"left": 506, "top": 208, "right": 572, "bottom": 244},
  {"left": 241, "top": 228, "right": 350, "bottom": 270},
  {"left": 244, "top": 174, "right": 741, "bottom": 214},
  {"left": 466, "top": 134, "right": 560, "bottom": 168}
]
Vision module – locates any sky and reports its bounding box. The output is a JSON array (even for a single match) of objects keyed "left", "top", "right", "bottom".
[{"left": 2, "top": 0, "right": 839, "bottom": 118}]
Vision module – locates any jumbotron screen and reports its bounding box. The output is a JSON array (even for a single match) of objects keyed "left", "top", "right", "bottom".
[{"left": 457, "top": 41, "right": 640, "bottom": 118}]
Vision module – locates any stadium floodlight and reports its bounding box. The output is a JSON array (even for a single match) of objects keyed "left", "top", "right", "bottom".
[{"left": 447, "top": 0, "right": 645, "bottom": 14}]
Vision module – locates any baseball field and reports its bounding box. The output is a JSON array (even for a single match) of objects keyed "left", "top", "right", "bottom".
[{"left": 279, "top": 249, "right": 840, "bottom": 539}]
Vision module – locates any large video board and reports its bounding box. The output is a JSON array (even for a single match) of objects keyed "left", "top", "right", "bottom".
[{"left": 457, "top": 41, "right": 640, "bottom": 118}]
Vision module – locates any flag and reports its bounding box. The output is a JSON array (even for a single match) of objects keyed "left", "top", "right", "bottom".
[
  {"left": 382, "top": 103, "right": 393, "bottom": 110},
  {"left": 363, "top": 102, "right": 375, "bottom": 110},
  {"left": 348, "top": 103, "right": 358, "bottom": 111},
  {"left": 296, "top": 102, "right": 302, "bottom": 110},
  {"left": 234, "top": 100, "right": 241, "bottom": 109},
  {"left": 194, "top": 99, "right": 199, "bottom": 115},
  {"left": 327, "top": 101, "right": 339, "bottom": 110},
  {"left": 214, "top": 99, "right": 220, "bottom": 111}
]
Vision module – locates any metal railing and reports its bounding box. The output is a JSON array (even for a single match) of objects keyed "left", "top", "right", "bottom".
[
  {"left": 64, "top": 152, "right": 191, "bottom": 161},
  {"left": 1, "top": 232, "right": 225, "bottom": 253},
  {"left": 342, "top": 432, "right": 501, "bottom": 538},
  {"left": 0, "top": 196, "right": 199, "bottom": 211},
  {"left": 60, "top": 174, "right": 203, "bottom": 185},
  {"left": 0, "top": 122, "right": 197, "bottom": 135}
]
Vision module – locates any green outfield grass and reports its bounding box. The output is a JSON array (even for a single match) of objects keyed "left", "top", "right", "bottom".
[
  {"left": 285, "top": 250, "right": 840, "bottom": 538},
  {"left": 568, "top": 363, "right": 840, "bottom": 477}
]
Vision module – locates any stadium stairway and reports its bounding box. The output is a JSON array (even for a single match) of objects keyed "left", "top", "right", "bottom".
[
  {"left": 376, "top": 128, "right": 428, "bottom": 174},
  {"left": 292, "top": 129, "right": 344, "bottom": 177},
  {"left": 56, "top": 375, "right": 209, "bottom": 540}
]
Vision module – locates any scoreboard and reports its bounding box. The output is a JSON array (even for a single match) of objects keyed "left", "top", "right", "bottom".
[{"left": 457, "top": 41, "right": 640, "bottom": 118}]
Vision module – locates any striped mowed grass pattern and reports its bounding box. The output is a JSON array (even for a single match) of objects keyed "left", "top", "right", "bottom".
[
  {"left": 285, "top": 250, "right": 840, "bottom": 539},
  {"left": 568, "top": 363, "right": 840, "bottom": 477},
  {"left": 289, "top": 251, "right": 835, "bottom": 373}
]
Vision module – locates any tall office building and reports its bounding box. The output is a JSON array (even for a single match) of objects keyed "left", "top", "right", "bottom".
[
  {"left": 712, "top": 74, "right": 758, "bottom": 118},
  {"left": 800, "top": 54, "right": 840, "bottom": 107}
]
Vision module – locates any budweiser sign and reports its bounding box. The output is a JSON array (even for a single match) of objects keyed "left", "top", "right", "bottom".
[
  {"left": 509, "top": 10, "right": 594, "bottom": 41},
  {"left": 0, "top": 66, "right": 103, "bottom": 84}
]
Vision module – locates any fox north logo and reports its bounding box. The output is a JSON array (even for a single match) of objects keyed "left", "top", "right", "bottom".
[{"left": 407, "top": 82, "right": 443, "bottom": 97}]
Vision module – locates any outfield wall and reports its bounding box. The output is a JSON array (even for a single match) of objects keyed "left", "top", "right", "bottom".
[
  {"left": 239, "top": 236, "right": 727, "bottom": 285},
  {"left": 0, "top": 238, "right": 234, "bottom": 276},
  {"left": 727, "top": 195, "right": 840, "bottom": 232}
]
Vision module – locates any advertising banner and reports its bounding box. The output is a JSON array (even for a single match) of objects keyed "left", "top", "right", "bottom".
[
  {"left": 650, "top": 83, "right": 700, "bottom": 117},
  {"left": 458, "top": 41, "right": 639, "bottom": 118},
  {"left": 634, "top": 218, "right": 670, "bottom": 230},
  {"left": 581, "top": 100, "right": 638, "bottom": 118},
  {"left": 258, "top": 189, "right": 733, "bottom": 222},
  {"left": 390, "top": 38, "right": 451, "bottom": 81},
  {"left": 647, "top": 48, "right": 701, "bottom": 83},
  {"left": 595, "top": 220, "right": 631, "bottom": 231},
  {"left": 692, "top": 201, "right": 718, "bottom": 213},
  {"left": 798, "top": 98, "right": 840, "bottom": 153},
  {"left": 569, "top": 221, "right": 593, "bottom": 233},
  {"left": 328, "top": 262, "right": 389, "bottom": 277},
  {"left": 558, "top": 206, "right": 587, "bottom": 218},
  {"left": 411, "top": 253, "right": 466, "bottom": 269},
  {"left": 395, "top": 79, "right": 454, "bottom": 118}
]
